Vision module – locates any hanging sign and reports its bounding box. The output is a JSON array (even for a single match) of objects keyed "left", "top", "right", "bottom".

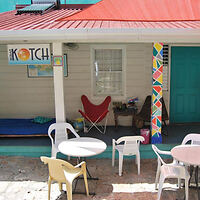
[{"left": 7, "top": 44, "right": 51, "bottom": 65}]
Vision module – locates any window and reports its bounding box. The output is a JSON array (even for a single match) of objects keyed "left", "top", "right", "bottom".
[{"left": 91, "top": 46, "right": 125, "bottom": 96}]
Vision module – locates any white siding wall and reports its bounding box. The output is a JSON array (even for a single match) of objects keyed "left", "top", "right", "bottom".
[
  {"left": 0, "top": 43, "right": 169, "bottom": 125},
  {"left": 0, "top": 44, "right": 55, "bottom": 118}
]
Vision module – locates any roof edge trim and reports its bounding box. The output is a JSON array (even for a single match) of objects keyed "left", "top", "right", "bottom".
[{"left": 1, "top": 28, "right": 200, "bottom": 43}]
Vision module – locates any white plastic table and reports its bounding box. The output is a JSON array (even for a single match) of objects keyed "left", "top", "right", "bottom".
[
  {"left": 171, "top": 145, "right": 200, "bottom": 166},
  {"left": 171, "top": 145, "right": 200, "bottom": 199},
  {"left": 58, "top": 137, "right": 107, "bottom": 158},
  {"left": 58, "top": 137, "right": 107, "bottom": 195}
]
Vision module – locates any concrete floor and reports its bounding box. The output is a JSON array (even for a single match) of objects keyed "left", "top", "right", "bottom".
[
  {"left": 1, "top": 124, "right": 200, "bottom": 147},
  {"left": 0, "top": 156, "right": 199, "bottom": 200}
]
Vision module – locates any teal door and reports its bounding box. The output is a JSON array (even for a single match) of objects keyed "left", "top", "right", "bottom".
[{"left": 170, "top": 47, "right": 200, "bottom": 123}]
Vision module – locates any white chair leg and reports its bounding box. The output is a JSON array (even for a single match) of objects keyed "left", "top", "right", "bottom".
[
  {"left": 157, "top": 174, "right": 165, "bottom": 200},
  {"left": 178, "top": 178, "right": 181, "bottom": 188},
  {"left": 51, "top": 146, "right": 57, "bottom": 158},
  {"left": 155, "top": 162, "right": 161, "bottom": 190},
  {"left": 112, "top": 139, "right": 115, "bottom": 167},
  {"left": 185, "top": 178, "right": 189, "bottom": 200},
  {"left": 155, "top": 171, "right": 160, "bottom": 190},
  {"left": 119, "top": 153, "right": 123, "bottom": 176},
  {"left": 136, "top": 153, "right": 140, "bottom": 175},
  {"left": 112, "top": 148, "right": 115, "bottom": 167}
]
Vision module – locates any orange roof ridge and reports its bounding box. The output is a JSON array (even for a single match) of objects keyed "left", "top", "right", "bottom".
[{"left": 57, "top": 0, "right": 200, "bottom": 22}]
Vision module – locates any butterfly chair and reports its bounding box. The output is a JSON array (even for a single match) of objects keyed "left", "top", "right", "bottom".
[
  {"left": 112, "top": 136, "right": 144, "bottom": 176},
  {"left": 48, "top": 122, "right": 80, "bottom": 158},
  {"left": 79, "top": 95, "right": 111, "bottom": 134},
  {"left": 40, "top": 156, "right": 89, "bottom": 200},
  {"left": 152, "top": 145, "right": 190, "bottom": 200}
]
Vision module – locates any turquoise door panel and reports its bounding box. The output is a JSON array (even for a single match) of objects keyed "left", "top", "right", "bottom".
[{"left": 170, "top": 47, "right": 200, "bottom": 123}]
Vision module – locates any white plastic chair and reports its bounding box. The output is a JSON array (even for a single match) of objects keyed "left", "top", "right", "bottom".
[
  {"left": 112, "top": 136, "right": 144, "bottom": 176},
  {"left": 181, "top": 133, "right": 200, "bottom": 184},
  {"left": 152, "top": 145, "right": 190, "bottom": 200},
  {"left": 181, "top": 133, "right": 200, "bottom": 145},
  {"left": 48, "top": 122, "right": 80, "bottom": 158}
]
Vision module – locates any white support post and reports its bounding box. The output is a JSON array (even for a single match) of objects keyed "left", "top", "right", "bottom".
[{"left": 52, "top": 42, "right": 66, "bottom": 123}]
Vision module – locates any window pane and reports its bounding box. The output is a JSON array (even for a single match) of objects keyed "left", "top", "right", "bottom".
[
  {"left": 93, "top": 49, "right": 123, "bottom": 95},
  {"left": 95, "top": 72, "right": 122, "bottom": 95},
  {"left": 95, "top": 49, "right": 122, "bottom": 71}
]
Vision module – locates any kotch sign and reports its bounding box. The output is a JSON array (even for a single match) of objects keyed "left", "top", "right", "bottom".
[{"left": 7, "top": 44, "right": 51, "bottom": 65}]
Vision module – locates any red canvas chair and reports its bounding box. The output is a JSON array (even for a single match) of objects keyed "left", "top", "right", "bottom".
[{"left": 79, "top": 95, "right": 111, "bottom": 134}]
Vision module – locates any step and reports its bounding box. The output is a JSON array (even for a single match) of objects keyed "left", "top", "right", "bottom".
[{"left": 0, "top": 143, "right": 178, "bottom": 159}]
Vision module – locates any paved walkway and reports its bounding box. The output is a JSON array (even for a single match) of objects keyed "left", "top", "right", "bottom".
[{"left": 0, "top": 156, "right": 198, "bottom": 200}]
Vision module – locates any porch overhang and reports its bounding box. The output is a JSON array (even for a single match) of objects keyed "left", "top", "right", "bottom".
[
  {"left": 1, "top": 27, "right": 199, "bottom": 144},
  {"left": 0, "top": 28, "right": 200, "bottom": 43}
]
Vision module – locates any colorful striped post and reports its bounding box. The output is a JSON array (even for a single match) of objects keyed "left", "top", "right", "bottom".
[{"left": 151, "top": 43, "right": 163, "bottom": 144}]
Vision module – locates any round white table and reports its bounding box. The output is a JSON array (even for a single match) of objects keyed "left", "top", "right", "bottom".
[
  {"left": 171, "top": 145, "right": 200, "bottom": 166},
  {"left": 58, "top": 137, "right": 107, "bottom": 157},
  {"left": 171, "top": 145, "right": 200, "bottom": 199},
  {"left": 58, "top": 137, "right": 107, "bottom": 195}
]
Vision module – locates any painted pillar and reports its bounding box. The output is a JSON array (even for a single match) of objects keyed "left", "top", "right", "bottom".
[
  {"left": 151, "top": 43, "right": 163, "bottom": 144},
  {"left": 52, "top": 42, "right": 66, "bottom": 123}
]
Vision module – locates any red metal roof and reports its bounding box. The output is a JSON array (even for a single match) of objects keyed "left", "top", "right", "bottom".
[
  {"left": 0, "top": 9, "right": 81, "bottom": 31},
  {"left": 58, "top": 0, "right": 200, "bottom": 22},
  {"left": 1, "top": 6, "right": 200, "bottom": 31}
]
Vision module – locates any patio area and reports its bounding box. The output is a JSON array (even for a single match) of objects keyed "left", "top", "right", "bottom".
[{"left": 0, "top": 155, "right": 199, "bottom": 200}]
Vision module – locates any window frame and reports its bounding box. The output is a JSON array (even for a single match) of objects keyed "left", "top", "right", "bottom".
[{"left": 90, "top": 44, "right": 126, "bottom": 97}]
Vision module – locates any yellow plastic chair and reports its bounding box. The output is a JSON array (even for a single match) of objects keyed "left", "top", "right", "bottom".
[{"left": 40, "top": 156, "right": 89, "bottom": 200}]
